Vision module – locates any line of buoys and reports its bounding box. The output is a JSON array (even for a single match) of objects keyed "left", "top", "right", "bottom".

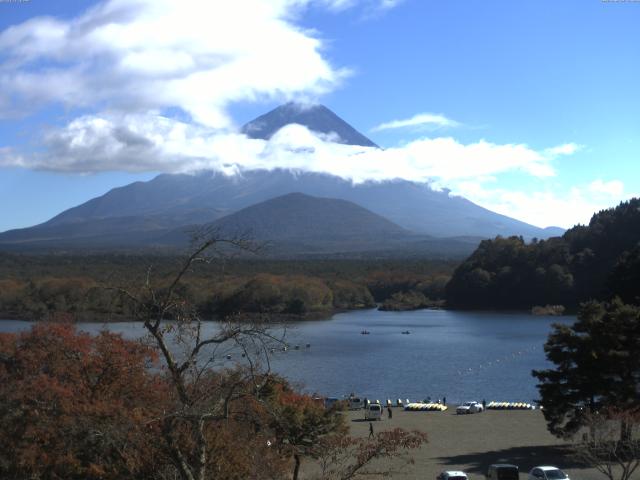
[
  {"left": 404, "top": 402, "right": 448, "bottom": 412},
  {"left": 231, "top": 342, "right": 311, "bottom": 359},
  {"left": 359, "top": 330, "right": 413, "bottom": 335},
  {"left": 486, "top": 401, "right": 534, "bottom": 410},
  {"left": 456, "top": 345, "right": 540, "bottom": 377}
]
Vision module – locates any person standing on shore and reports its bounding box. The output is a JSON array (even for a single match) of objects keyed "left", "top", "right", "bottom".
[
  {"left": 387, "top": 406, "right": 392, "bottom": 419},
  {"left": 482, "top": 399, "right": 486, "bottom": 411},
  {"left": 443, "top": 396, "right": 446, "bottom": 406},
  {"left": 369, "top": 422, "right": 374, "bottom": 438}
]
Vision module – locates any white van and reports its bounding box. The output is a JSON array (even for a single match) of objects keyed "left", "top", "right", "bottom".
[
  {"left": 348, "top": 397, "right": 364, "bottom": 410},
  {"left": 364, "top": 403, "right": 383, "bottom": 420}
]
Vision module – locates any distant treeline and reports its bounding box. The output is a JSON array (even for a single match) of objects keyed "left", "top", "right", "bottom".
[
  {"left": 446, "top": 198, "right": 640, "bottom": 310},
  {"left": 0, "top": 255, "right": 454, "bottom": 321}
]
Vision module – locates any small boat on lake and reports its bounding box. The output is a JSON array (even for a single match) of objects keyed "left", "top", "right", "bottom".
[
  {"left": 401, "top": 330, "right": 411, "bottom": 335},
  {"left": 360, "top": 330, "right": 370, "bottom": 335}
]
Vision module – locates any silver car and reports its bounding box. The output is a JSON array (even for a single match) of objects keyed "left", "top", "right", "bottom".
[
  {"left": 528, "top": 466, "right": 570, "bottom": 480},
  {"left": 437, "top": 471, "right": 468, "bottom": 480},
  {"left": 456, "top": 401, "right": 483, "bottom": 414}
]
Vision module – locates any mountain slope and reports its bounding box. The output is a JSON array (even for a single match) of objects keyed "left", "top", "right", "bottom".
[
  {"left": 241, "top": 102, "right": 378, "bottom": 147},
  {"left": 18, "top": 168, "right": 558, "bottom": 238},
  {"left": 209, "top": 192, "right": 408, "bottom": 240},
  {"left": 159, "top": 192, "right": 482, "bottom": 257},
  {"left": 0, "top": 103, "right": 564, "bottom": 252},
  {"left": 0, "top": 169, "right": 561, "bottom": 250}
]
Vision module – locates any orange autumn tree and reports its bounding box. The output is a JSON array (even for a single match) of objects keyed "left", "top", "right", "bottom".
[
  {"left": 154, "top": 368, "right": 291, "bottom": 480},
  {"left": 262, "top": 379, "right": 428, "bottom": 480},
  {"left": 314, "top": 428, "right": 428, "bottom": 480},
  {"left": 0, "top": 323, "right": 168, "bottom": 480},
  {"left": 266, "top": 382, "right": 347, "bottom": 480}
]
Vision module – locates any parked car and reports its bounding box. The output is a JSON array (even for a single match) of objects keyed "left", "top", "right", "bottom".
[
  {"left": 456, "top": 401, "right": 484, "bottom": 414},
  {"left": 437, "top": 470, "right": 468, "bottom": 480},
  {"left": 348, "top": 396, "right": 364, "bottom": 410},
  {"left": 364, "top": 403, "right": 383, "bottom": 420},
  {"left": 487, "top": 464, "right": 519, "bottom": 480},
  {"left": 324, "top": 397, "right": 339, "bottom": 409},
  {"left": 528, "top": 466, "right": 570, "bottom": 480}
]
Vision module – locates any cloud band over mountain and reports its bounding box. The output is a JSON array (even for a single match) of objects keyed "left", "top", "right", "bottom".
[
  {"left": 0, "top": 111, "right": 568, "bottom": 181},
  {"left": 0, "top": 0, "right": 632, "bottom": 229}
]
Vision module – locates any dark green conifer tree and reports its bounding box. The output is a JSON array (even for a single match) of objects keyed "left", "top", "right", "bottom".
[{"left": 533, "top": 300, "right": 640, "bottom": 438}]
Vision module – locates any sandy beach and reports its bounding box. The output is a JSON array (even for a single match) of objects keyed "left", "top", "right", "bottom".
[{"left": 303, "top": 407, "right": 606, "bottom": 480}]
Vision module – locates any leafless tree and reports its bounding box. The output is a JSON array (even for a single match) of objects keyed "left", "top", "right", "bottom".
[
  {"left": 115, "top": 229, "right": 283, "bottom": 480},
  {"left": 573, "top": 407, "right": 640, "bottom": 480}
]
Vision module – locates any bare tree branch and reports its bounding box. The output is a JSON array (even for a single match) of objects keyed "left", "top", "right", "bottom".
[
  {"left": 111, "top": 230, "right": 279, "bottom": 480},
  {"left": 573, "top": 407, "right": 640, "bottom": 480}
]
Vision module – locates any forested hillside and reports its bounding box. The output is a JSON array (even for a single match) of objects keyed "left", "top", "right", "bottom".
[
  {"left": 0, "top": 255, "right": 454, "bottom": 321},
  {"left": 445, "top": 198, "right": 640, "bottom": 310}
]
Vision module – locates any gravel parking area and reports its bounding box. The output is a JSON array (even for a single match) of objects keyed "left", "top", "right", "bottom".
[{"left": 302, "top": 408, "right": 605, "bottom": 480}]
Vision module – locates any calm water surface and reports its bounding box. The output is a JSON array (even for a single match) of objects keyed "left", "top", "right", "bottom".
[{"left": 1, "top": 309, "right": 572, "bottom": 405}]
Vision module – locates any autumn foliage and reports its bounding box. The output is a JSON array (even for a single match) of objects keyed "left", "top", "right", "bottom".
[
  {"left": 0, "top": 323, "right": 296, "bottom": 480},
  {"left": 0, "top": 323, "right": 166, "bottom": 479},
  {"left": 0, "top": 322, "right": 428, "bottom": 480}
]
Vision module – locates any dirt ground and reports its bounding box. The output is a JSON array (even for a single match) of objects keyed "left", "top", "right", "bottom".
[{"left": 302, "top": 407, "right": 610, "bottom": 480}]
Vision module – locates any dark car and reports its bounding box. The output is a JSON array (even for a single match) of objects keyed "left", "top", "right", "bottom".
[{"left": 487, "top": 464, "right": 519, "bottom": 480}]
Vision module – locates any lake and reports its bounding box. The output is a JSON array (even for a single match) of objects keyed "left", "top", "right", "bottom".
[{"left": 0, "top": 308, "right": 572, "bottom": 405}]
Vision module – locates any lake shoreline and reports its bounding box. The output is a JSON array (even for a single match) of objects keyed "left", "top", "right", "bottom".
[
  {"left": 0, "top": 306, "right": 373, "bottom": 324},
  {"left": 0, "top": 304, "right": 574, "bottom": 324}
]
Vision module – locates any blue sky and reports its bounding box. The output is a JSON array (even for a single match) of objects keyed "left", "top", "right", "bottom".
[{"left": 0, "top": 0, "right": 638, "bottom": 231}]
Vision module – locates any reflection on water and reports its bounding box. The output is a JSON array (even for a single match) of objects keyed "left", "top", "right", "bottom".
[{"left": 0, "top": 308, "right": 572, "bottom": 404}]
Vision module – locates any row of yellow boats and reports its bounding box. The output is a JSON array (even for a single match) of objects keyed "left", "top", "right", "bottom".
[
  {"left": 404, "top": 403, "right": 449, "bottom": 412},
  {"left": 486, "top": 401, "right": 534, "bottom": 410}
]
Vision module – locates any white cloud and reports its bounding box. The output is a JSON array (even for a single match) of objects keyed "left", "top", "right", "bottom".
[
  {"left": 452, "top": 180, "right": 632, "bottom": 229},
  {"left": 9, "top": 112, "right": 564, "bottom": 184},
  {"left": 372, "top": 112, "right": 460, "bottom": 132},
  {"left": 543, "top": 143, "right": 582, "bottom": 157},
  {"left": 1, "top": 0, "right": 604, "bottom": 231},
  {"left": 0, "top": 0, "right": 406, "bottom": 124},
  {"left": 317, "top": 0, "right": 404, "bottom": 12},
  {"left": 377, "top": 0, "right": 405, "bottom": 10},
  {"left": 588, "top": 179, "right": 624, "bottom": 197},
  {"left": 0, "top": 0, "right": 351, "bottom": 127},
  {"left": 318, "top": 0, "right": 357, "bottom": 10},
  {"left": 0, "top": 147, "right": 25, "bottom": 168},
  {"left": 0, "top": 0, "right": 552, "bottom": 185}
]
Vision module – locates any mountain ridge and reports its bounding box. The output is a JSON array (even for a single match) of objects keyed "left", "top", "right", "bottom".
[
  {"left": 0, "top": 103, "right": 565, "bottom": 253},
  {"left": 241, "top": 102, "right": 378, "bottom": 148}
]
